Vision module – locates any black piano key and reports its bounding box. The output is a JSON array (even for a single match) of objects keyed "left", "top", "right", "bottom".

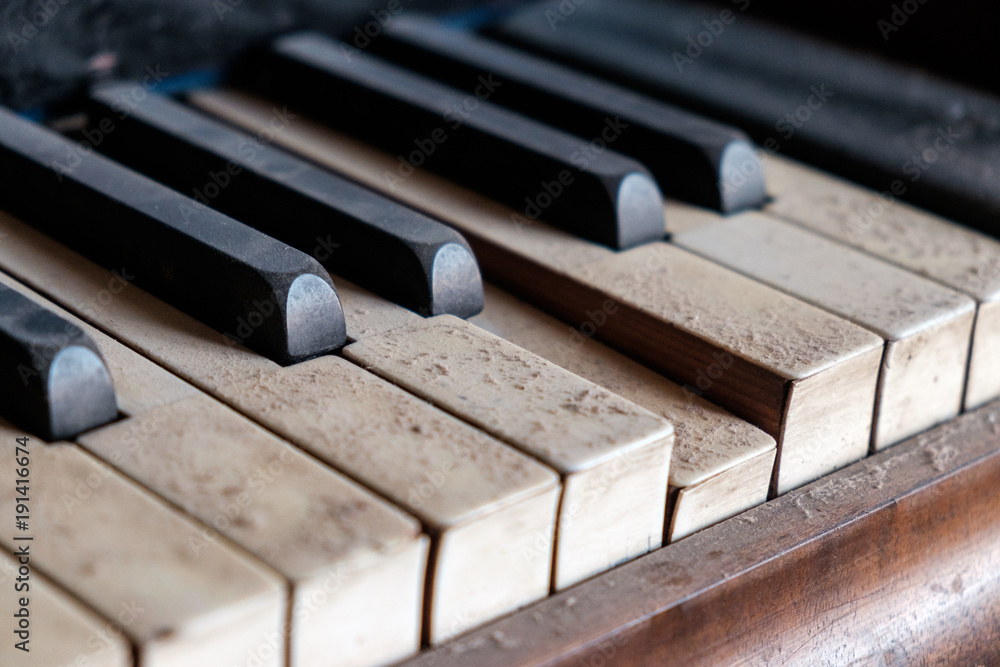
[
  {"left": 0, "top": 283, "right": 117, "bottom": 440},
  {"left": 85, "top": 83, "right": 484, "bottom": 319},
  {"left": 0, "top": 107, "right": 346, "bottom": 365},
  {"left": 492, "top": 0, "right": 1000, "bottom": 236},
  {"left": 229, "top": 32, "right": 666, "bottom": 250},
  {"left": 369, "top": 15, "right": 765, "bottom": 214}
]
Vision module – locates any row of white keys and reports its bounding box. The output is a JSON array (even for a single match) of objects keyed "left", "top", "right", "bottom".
[
  {"left": 0, "top": 270, "right": 427, "bottom": 666},
  {"left": 668, "top": 206, "right": 976, "bottom": 450},
  {"left": 339, "top": 278, "right": 741, "bottom": 543},
  {"left": 190, "top": 90, "right": 886, "bottom": 495},
  {"left": 763, "top": 154, "right": 1000, "bottom": 411},
  {"left": 0, "top": 414, "right": 287, "bottom": 667},
  {"left": 337, "top": 270, "right": 770, "bottom": 543},
  {"left": 468, "top": 283, "right": 777, "bottom": 541},
  {"left": 0, "top": 209, "right": 671, "bottom": 643},
  {"left": 0, "top": 214, "right": 558, "bottom": 646},
  {"left": 0, "top": 548, "right": 129, "bottom": 666},
  {"left": 323, "top": 279, "right": 674, "bottom": 592}
]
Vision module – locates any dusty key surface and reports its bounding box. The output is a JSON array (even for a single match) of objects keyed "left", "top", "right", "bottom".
[
  {"left": 79, "top": 395, "right": 428, "bottom": 667},
  {"left": 194, "top": 92, "right": 882, "bottom": 495},
  {"left": 470, "top": 283, "right": 775, "bottom": 541},
  {"left": 672, "top": 211, "right": 976, "bottom": 449},
  {"left": 0, "top": 550, "right": 131, "bottom": 667},
  {"left": 764, "top": 154, "right": 1000, "bottom": 411},
  {"left": 574, "top": 243, "right": 882, "bottom": 494},
  {"left": 1, "top": 270, "right": 431, "bottom": 666},
  {"left": 0, "top": 421, "right": 286, "bottom": 667},
  {"left": 0, "top": 215, "right": 560, "bottom": 646},
  {"left": 217, "top": 355, "right": 560, "bottom": 643},
  {"left": 345, "top": 314, "right": 675, "bottom": 587}
]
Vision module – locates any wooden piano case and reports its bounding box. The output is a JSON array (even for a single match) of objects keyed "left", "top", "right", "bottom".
[{"left": 403, "top": 401, "right": 1000, "bottom": 665}]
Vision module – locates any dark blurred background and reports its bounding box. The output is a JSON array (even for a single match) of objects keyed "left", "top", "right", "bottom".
[
  {"left": 709, "top": 0, "right": 999, "bottom": 96},
  {"left": 1, "top": 0, "right": 996, "bottom": 112}
]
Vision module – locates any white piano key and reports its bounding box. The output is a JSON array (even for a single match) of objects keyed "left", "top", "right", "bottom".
[
  {"left": 469, "top": 282, "right": 776, "bottom": 541},
  {"left": 191, "top": 90, "right": 885, "bottom": 495},
  {"left": 0, "top": 270, "right": 431, "bottom": 666},
  {"left": 672, "top": 211, "right": 976, "bottom": 449},
  {"left": 764, "top": 154, "right": 1000, "bottom": 411},
  {"left": 0, "top": 550, "right": 131, "bottom": 667},
  {"left": 0, "top": 421, "right": 286, "bottom": 667},
  {"left": 0, "top": 216, "right": 560, "bottom": 646}
]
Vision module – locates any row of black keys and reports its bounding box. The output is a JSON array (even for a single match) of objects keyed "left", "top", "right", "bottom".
[
  {"left": 0, "top": 15, "right": 767, "bottom": 440},
  {"left": 6, "top": 7, "right": 990, "bottom": 442}
]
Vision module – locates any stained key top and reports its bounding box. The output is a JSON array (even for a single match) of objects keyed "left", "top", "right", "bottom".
[
  {"left": 0, "top": 283, "right": 117, "bottom": 440},
  {"left": 86, "top": 83, "right": 484, "bottom": 318},
  {"left": 370, "top": 15, "right": 765, "bottom": 214},
  {"left": 0, "top": 107, "right": 345, "bottom": 364},
  {"left": 229, "top": 32, "right": 666, "bottom": 250}
]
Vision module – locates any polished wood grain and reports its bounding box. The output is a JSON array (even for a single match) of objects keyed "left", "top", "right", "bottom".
[{"left": 400, "top": 399, "right": 1000, "bottom": 666}]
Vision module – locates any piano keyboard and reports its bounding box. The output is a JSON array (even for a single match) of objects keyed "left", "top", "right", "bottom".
[{"left": 1, "top": 2, "right": 999, "bottom": 665}]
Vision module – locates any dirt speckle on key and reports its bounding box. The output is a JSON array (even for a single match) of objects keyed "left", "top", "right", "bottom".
[{"left": 344, "top": 316, "right": 673, "bottom": 471}]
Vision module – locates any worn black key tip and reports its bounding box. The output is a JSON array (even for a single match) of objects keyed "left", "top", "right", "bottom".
[
  {"left": 257, "top": 270, "right": 346, "bottom": 365},
  {"left": 238, "top": 32, "right": 664, "bottom": 251},
  {"left": 86, "top": 83, "right": 484, "bottom": 321},
  {"left": 610, "top": 171, "right": 666, "bottom": 249},
  {"left": 0, "top": 284, "right": 117, "bottom": 440},
  {"left": 428, "top": 242, "right": 484, "bottom": 318},
  {"left": 718, "top": 140, "right": 768, "bottom": 213},
  {"left": 0, "top": 106, "right": 346, "bottom": 366}
]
